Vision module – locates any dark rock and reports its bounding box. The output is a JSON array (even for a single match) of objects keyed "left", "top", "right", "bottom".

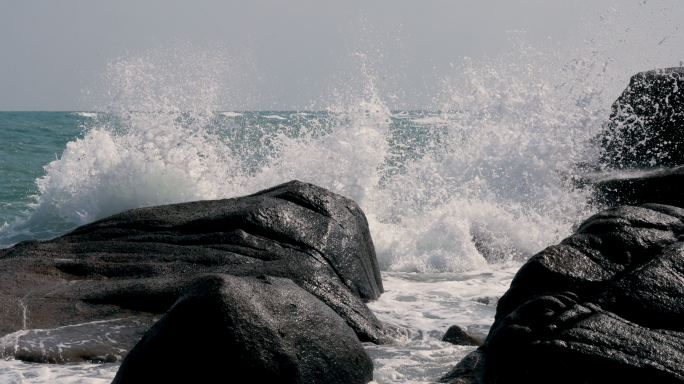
[
  {"left": 472, "top": 296, "right": 499, "bottom": 306},
  {"left": 0, "top": 180, "right": 391, "bottom": 363},
  {"left": 591, "top": 165, "right": 684, "bottom": 208},
  {"left": 442, "top": 204, "right": 684, "bottom": 383},
  {"left": 442, "top": 325, "right": 483, "bottom": 346},
  {"left": 112, "top": 274, "right": 374, "bottom": 384},
  {"left": 589, "top": 68, "right": 684, "bottom": 208},
  {"left": 439, "top": 350, "right": 485, "bottom": 384},
  {"left": 598, "top": 67, "right": 684, "bottom": 169}
]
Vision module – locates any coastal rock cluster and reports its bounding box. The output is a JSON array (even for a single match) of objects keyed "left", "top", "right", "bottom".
[
  {"left": 443, "top": 67, "right": 684, "bottom": 383},
  {"left": 441, "top": 204, "right": 684, "bottom": 383},
  {"left": 0, "top": 180, "right": 389, "bottom": 383},
  {"left": 2, "top": 67, "right": 683, "bottom": 383}
]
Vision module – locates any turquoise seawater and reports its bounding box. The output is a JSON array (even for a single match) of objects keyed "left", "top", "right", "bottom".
[
  {"left": 0, "top": 110, "right": 451, "bottom": 248},
  {"left": 0, "top": 112, "right": 85, "bottom": 227}
]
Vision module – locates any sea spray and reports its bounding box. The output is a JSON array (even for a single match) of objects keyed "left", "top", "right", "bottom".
[
  {"left": 2, "top": 1, "right": 684, "bottom": 274},
  {"left": 0, "top": 43, "right": 644, "bottom": 269},
  {"left": 1, "top": 3, "right": 684, "bottom": 383}
]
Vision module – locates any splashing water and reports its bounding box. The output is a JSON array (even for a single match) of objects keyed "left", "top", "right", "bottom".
[
  {"left": 1, "top": 3, "right": 684, "bottom": 384},
  {"left": 2, "top": 2, "right": 684, "bottom": 275}
]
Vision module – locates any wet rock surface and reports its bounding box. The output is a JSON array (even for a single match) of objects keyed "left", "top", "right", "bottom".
[
  {"left": 112, "top": 274, "right": 374, "bottom": 384},
  {"left": 0, "top": 180, "right": 389, "bottom": 364},
  {"left": 442, "top": 325, "right": 483, "bottom": 346},
  {"left": 598, "top": 67, "right": 684, "bottom": 169},
  {"left": 442, "top": 204, "right": 684, "bottom": 384},
  {"left": 591, "top": 67, "right": 684, "bottom": 208},
  {"left": 592, "top": 165, "right": 684, "bottom": 208}
]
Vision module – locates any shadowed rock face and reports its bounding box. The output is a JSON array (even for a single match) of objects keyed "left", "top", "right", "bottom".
[
  {"left": 0, "top": 180, "right": 388, "bottom": 363},
  {"left": 592, "top": 166, "right": 684, "bottom": 208},
  {"left": 598, "top": 67, "right": 684, "bottom": 169},
  {"left": 589, "top": 68, "right": 684, "bottom": 208},
  {"left": 441, "top": 204, "right": 684, "bottom": 384},
  {"left": 112, "top": 274, "right": 374, "bottom": 384}
]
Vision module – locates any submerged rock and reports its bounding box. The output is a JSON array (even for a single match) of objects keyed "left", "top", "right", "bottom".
[
  {"left": 442, "top": 325, "right": 483, "bottom": 346},
  {"left": 0, "top": 180, "right": 390, "bottom": 364},
  {"left": 112, "top": 274, "right": 374, "bottom": 384},
  {"left": 442, "top": 204, "right": 684, "bottom": 383},
  {"left": 598, "top": 67, "right": 684, "bottom": 169}
]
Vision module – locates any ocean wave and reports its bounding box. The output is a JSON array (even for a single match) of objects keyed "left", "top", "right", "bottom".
[
  {"left": 3, "top": 3, "right": 683, "bottom": 273},
  {"left": 73, "top": 112, "right": 98, "bottom": 118}
]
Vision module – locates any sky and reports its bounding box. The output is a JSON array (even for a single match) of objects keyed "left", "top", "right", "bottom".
[{"left": 0, "top": 0, "right": 670, "bottom": 111}]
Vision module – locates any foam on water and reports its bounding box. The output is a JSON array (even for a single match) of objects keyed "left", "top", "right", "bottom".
[
  {"left": 219, "top": 111, "right": 242, "bottom": 117},
  {"left": 0, "top": 42, "right": 594, "bottom": 269},
  {"left": 72, "top": 113, "right": 98, "bottom": 119},
  {"left": 0, "top": 359, "right": 118, "bottom": 384},
  {"left": 365, "top": 266, "right": 517, "bottom": 383},
  {"left": 262, "top": 114, "right": 287, "bottom": 120},
  {"left": 0, "top": 269, "right": 513, "bottom": 384}
]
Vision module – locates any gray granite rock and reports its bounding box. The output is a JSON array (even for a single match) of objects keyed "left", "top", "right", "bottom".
[
  {"left": 0, "top": 180, "right": 391, "bottom": 364},
  {"left": 112, "top": 274, "right": 374, "bottom": 384},
  {"left": 441, "top": 204, "right": 684, "bottom": 383},
  {"left": 442, "top": 325, "right": 483, "bottom": 346},
  {"left": 598, "top": 67, "right": 684, "bottom": 169}
]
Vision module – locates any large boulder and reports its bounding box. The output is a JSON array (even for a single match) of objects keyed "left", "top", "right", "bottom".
[
  {"left": 112, "top": 274, "right": 374, "bottom": 384},
  {"left": 0, "top": 180, "right": 389, "bottom": 363},
  {"left": 441, "top": 204, "right": 684, "bottom": 383},
  {"left": 598, "top": 67, "right": 684, "bottom": 169},
  {"left": 591, "top": 68, "right": 684, "bottom": 208}
]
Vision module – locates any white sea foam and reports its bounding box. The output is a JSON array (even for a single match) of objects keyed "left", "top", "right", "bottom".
[
  {"left": 263, "top": 114, "right": 287, "bottom": 120},
  {"left": 73, "top": 112, "right": 98, "bottom": 118},
  {"left": 0, "top": 359, "right": 118, "bottom": 384},
  {"left": 0, "top": 269, "right": 514, "bottom": 384},
  {"left": 364, "top": 267, "right": 517, "bottom": 383},
  {"left": 220, "top": 111, "right": 242, "bottom": 117}
]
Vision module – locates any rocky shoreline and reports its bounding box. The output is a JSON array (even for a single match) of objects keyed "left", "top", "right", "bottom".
[
  {"left": 441, "top": 204, "right": 684, "bottom": 383},
  {"left": 442, "top": 67, "right": 684, "bottom": 383},
  {"left": 2, "top": 67, "right": 683, "bottom": 383},
  {"left": 0, "top": 181, "right": 398, "bottom": 383}
]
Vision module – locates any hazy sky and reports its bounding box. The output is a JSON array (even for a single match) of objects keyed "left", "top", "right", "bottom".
[{"left": 0, "top": 0, "right": 651, "bottom": 111}]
